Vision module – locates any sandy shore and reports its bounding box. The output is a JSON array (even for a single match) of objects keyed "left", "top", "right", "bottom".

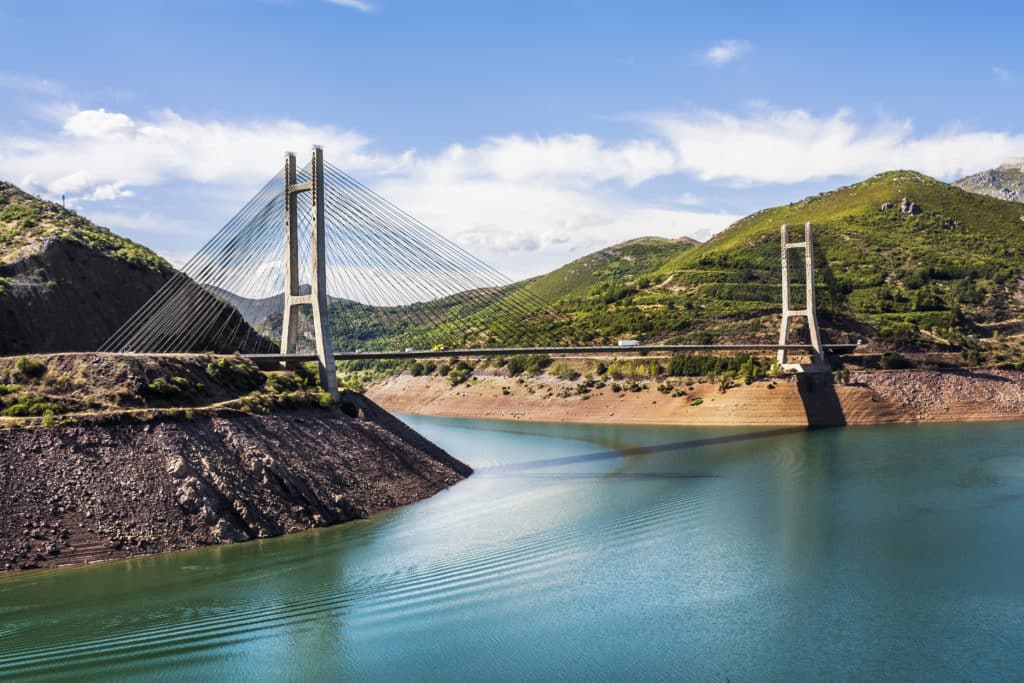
[{"left": 366, "top": 368, "right": 1024, "bottom": 427}]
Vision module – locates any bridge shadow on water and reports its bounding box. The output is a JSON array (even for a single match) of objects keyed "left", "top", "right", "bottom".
[{"left": 476, "top": 427, "right": 807, "bottom": 480}]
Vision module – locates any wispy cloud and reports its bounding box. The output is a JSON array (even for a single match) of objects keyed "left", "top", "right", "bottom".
[
  {"left": 0, "top": 72, "right": 62, "bottom": 96},
  {"left": 7, "top": 100, "right": 1024, "bottom": 277},
  {"left": 325, "top": 0, "right": 374, "bottom": 11},
  {"left": 993, "top": 66, "right": 1010, "bottom": 82},
  {"left": 702, "top": 40, "right": 751, "bottom": 65},
  {"left": 646, "top": 105, "right": 1024, "bottom": 184}
]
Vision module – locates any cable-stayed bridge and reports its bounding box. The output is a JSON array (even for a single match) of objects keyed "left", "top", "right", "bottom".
[{"left": 101, "top": 147, "right": 854, "bottom": 398}]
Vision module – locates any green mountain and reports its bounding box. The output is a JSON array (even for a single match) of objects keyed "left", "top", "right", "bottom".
[
  {"left": 954, "top": 159, "right": 1024, "bottom": 203},
  {"left": 326, "top": 170, "right": 1024, "bottom": 360}
]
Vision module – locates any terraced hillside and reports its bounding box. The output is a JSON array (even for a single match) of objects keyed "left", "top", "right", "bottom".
[{"left": 324, "top": 171, "right": 1024, "bottom": 365}]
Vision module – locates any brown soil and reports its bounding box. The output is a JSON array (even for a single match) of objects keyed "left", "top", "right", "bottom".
[
  {"left": 0, "top": 394, "right": 470, "bottom": 572},
  {"left": 366, "top": 368, "right": 1024, "bottom": 427}
]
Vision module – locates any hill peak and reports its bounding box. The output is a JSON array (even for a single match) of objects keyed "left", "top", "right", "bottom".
[{"left": 0, "top": 181, "right": 170, "bottom": 272}]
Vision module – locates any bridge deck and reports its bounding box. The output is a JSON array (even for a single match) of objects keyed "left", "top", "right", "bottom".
[{"left": 245, "top": 343, "right": 860, "bottom": 363}]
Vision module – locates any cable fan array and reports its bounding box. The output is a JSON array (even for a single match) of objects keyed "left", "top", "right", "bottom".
[{"left": 101, "top": 160, "right": 551, "bottom": 354}]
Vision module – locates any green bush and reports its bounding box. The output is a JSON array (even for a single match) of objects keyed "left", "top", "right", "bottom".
[
  {"left": 146, "top": 378, "right": 179, "bottom": 396},
  {"left": 5, "top": 393, "right": 60, "bottom": 417},
  {"left": 206, "top": 357, "right": 266, "bottom": 391},
  {"left": 14, "top": 357, "right": 47, "bottom": 381},
  {"left": 293, "top": 362, "right": 320, "bottom": 388},
  {"left": 506, "top": 354, "right": 551, "bottom": 376},
  {"left": 550, "top": 361, "right": 578, "bottom": 380},
  {"left": 266, "top": 374, "right": 299, "bottom": 393}
]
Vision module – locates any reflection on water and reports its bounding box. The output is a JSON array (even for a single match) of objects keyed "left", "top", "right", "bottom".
[{"left": 1, "top": 418, "right": 1023, "bottom": 681}]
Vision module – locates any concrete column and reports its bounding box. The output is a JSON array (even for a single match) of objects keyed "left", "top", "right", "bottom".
[
  {"left": 280, "top": 152, "right": 301, "bottom": 355},
  {"left": 309, "top": 146, "right": 339, "bottom": 398},
  {"left": 777, "top": 223, "right": 791, "bottom": 367},
  {"left": 802, "top": 221, "right": 824, "bottom": 365}
]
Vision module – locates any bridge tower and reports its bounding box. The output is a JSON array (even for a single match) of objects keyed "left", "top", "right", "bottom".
[
  {"left": 777, "top": 221, "right": 828, "bottom": 373},
  {"left": 280, "top": 146, "right": 339, "bottom": 399}
]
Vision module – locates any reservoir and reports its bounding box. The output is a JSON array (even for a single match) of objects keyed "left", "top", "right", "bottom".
[{"left": 1, "top": 417, "right": 1023, "bottom": 681}]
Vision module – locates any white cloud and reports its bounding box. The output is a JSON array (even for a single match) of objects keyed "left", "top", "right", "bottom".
[
  {"left": 647, "top": 105, "right": 1024, "bottom": 185},
  {"left": 7, "top": 101, "right": 1024, "bottom": 278},
  {"left": 702, "top": 40, "right": 751, "bottom": 65},
  {"left": 2, "top": 106, "right": 381, "bottom": 198},
  {"left": 326, "top": 0, "right": 373, "bottom": 11},
  {"left": 993, "top": 66, "right": 1010, "bottom": 82}
]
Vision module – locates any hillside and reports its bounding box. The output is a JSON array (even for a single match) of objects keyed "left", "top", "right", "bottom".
[
  {"left": 0, "top": 182, "right": 173, "bottom": 354},
  {"left": 955, "top": 159, "right": 1024, "bottom": 203},
  {"left": 0, "top": 353, "right": 470, "bottom": 572},
  {"left": 650, "top": 170, "right": 1024, "bottom": 350},
  {"left": 313, "top": 171, "right": 1024, "bottom": 365}
]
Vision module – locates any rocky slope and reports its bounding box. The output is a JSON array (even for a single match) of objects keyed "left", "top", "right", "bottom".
[
  {"left": 0, "top": 394, "right": 470, "bottom": 572},
  {"left": 955, "top": 159, "right": 1024, "bottom": 203},
  {"left": 0, "top": 181, "right": 174, "bottom": 354}
]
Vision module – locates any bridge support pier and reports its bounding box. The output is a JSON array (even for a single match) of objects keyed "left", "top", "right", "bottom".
[
  {"left": 777, "top": 221, "right": 829, "bottom": 373},
  {"left": 280, "top": 147, "right": 339, "bottom": 399}
]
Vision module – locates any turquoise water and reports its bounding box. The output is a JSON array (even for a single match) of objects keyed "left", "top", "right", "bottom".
[{"left": 1, "top": 417, "right": 1023, "bottom": 681}]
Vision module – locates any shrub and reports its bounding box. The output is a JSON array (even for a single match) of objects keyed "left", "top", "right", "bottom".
[
  {"left": 506, "top": 354, "right": 551, "bottom": 376},
  {"left": 146, "top": 377, "right": 179, "bottom": 397},
  {"left": 206, "top": 357, "right": 266, "bottom": 391},
  {"left": 595, "top": 361, "right": 608, "bottom": 376},
  {"left": 551, "top": 361, "right": 578, "bottom": 381},
  {"left": 610, "top": 383, "right": 622, "bottom": 393},
  {"left": 293, "top": 362, "right": 320, "bottom": 388},
  {"left": 266, "top": 373, "right": 299, "bottom": 393},
  {"left": 0, "top": 384, "right": 19, "bottom": 396},
  {"left": 4, "top": 393, "right": 60, "bottom": 417},
  {"left": 409, "top": 362, "right": 425, "bottom": 377},
  {"left": 317, "top": 392, "right": 335, "bottom": 408},
  {"left": 14, "top": 357, "right": 47, "bottom": 381},
  {"left": 880, "top": 352, "right": 913, "bottom": 369}
]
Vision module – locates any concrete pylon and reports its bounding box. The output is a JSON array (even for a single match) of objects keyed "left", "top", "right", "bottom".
[
  {"left": 280, "top": 147, "right": 339, "bottom": 399},
  {"left": 777, "top": 221, "right": 828, "bottom": 373}
]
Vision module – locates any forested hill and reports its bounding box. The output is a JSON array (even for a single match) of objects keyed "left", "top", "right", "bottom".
[{"left": 322, "top": 170, "right": 1024, "bottom": 362}]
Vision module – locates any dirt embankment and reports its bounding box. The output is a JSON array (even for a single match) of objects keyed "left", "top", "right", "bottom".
[
  {"left": 0, "top": 394, "right": 470, "bottom": 572},
  {"left": 366, "top": 368, "right": 1024, "bottom": 427}
]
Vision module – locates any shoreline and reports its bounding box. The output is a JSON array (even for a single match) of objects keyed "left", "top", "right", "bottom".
[
  {"left": 0, "top": 396, "right": 471, "bottom": 573},
  {"left": 366, "top": 368, "right": 1024, "bottom": 428}
]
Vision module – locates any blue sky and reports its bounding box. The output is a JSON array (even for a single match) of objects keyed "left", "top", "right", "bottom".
[{"left": 1, "top": 0, "right": 1022, "bottom": 277}]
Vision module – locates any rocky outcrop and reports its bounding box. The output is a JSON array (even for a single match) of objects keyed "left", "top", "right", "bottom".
[
  {"left": 0, "top": 239, "right": 170, "bottom": 354},
  {"left": 955, "top": 160, "right": 1024, "bottom": 203},
  {"left": 0, "top": 395, "right": 471, "bottom": 571}
]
